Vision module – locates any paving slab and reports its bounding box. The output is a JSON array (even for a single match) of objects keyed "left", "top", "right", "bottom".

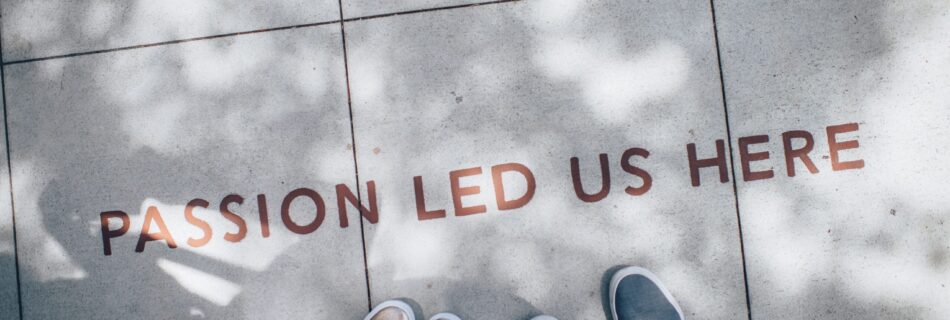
[
  {"left": 341, "top": 0, "right": 488, "bottom": 19},
  {"left": 1, "top": 0, "right": 340, "bottom": 62},
  {"left": 3, "top": 26, "right": 368, "bottom": 319},
  {"left": 714, "top": 0, "right": 950, "bottom": 319},
  {"left": 0, "top": 76, "right": 21, "bottom": 320},
  {"left": 346, "top": 1, "right": 747, "bottom": 319}
]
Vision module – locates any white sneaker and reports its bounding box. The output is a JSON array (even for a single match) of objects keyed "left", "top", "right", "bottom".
[
  {"left": 429, "top": 312, "right": 461, "bottom": 320},
  {"left": 530, "top": 315, "right": 559, "bottom": 320},
  {"left": 364, "top": 300, "right": 416, "bottom": 320}
]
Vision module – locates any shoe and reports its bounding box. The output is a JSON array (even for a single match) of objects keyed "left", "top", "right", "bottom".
[
  {"left": 364, "top": 300, "right": 416, "bottom": 320},
  {"left": 429, "top": 312, "right": 461, "bottom": 320},
  {"left": 530, "top": 316, "right": 559, "bottom": 320},
  {"left": 609, "top": 266, "right": 684, "bottom": 320}
]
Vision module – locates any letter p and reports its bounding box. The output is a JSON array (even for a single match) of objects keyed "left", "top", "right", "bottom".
[{"left": 100, "top": 211, "right": 130, "bottom": 256}]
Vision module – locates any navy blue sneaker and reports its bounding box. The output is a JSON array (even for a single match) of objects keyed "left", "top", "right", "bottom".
[{"left": 609, "top": 267, "right": 684, "bottom": 320}]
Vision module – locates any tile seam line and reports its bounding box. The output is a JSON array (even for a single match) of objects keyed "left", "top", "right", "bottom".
[
  {"left": 2, "top": 19, "right": 341, "bottom": 66},
  {"left": 2, "top": 0, "right": 522, "bottom": 66},
  {"left": 708, "top": 0, "right": 753, "bottom": 319},
  {"left": 0, "top": 20, "right": 25, "bottom": 320},
  {"left": 340, "top": 0, "right": 521, "bottom": 22},
  {"left": 336, "top": 0, "right": 373, "bottom": 312}
]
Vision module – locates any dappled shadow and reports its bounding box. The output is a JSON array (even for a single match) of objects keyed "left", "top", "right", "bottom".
[
  {"left": 0, "top": 0, "right": 947, "bottom": 319},
  {"left": 0, "top": 0, "right": 340, "bottom": 62},
  {"left": 715, "top": 0, "right": 950, "bottom": 319},
  {"left": 345, "top": 0, "right": 745, "bottom": 319},
  {"left": 3, "top": 15, "right": 368, "bottom": 319}
]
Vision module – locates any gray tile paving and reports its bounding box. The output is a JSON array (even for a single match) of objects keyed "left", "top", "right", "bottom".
[
  {"left": 0, "top": 76, "right": 20, "bottom": 320},
  {"left": 715, "top": 0, "right": 950, "bottom": 319},
  {"left": 346, "top": 1, "right": 747, "bottom": 319},
  {"left": 1, "top": 0, "right": 340, "bottom": 62},
  {"left": 0, "top": 1, "right": 941, "bottom": 319},
  {"left": 3, "top": 26, "right": 368, "bottom": 319}
]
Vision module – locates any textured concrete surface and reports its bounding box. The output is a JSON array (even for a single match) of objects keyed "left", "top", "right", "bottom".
[
  {"left": 342, "top": 0, "right": 486, "bottom": 19},
  {"left": 1, "top": 0, "right": 340, "bottom": 61},
  {"left": 3, "top": 26, "right": 368, "bottom": 319},
  {"left": 0, "top": 1, "right": 947, "bottom": 319},
  {"left": 0, "top": 77, "right": 20, "bottom": 320},
  {"left": 715, "top": 0, "right": 950, "bottom": 319},
  {"left": 346, "top": 1, "right": 748, "bottom": 319}
]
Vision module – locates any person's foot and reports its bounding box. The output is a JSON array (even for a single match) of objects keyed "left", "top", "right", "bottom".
[
  {"left": 429, "top": 312, "right": 461, "bottom": 320},
  {"left": 364, "top": 300, "right": 416, "bottom": 320},
  {"left": 530, "top": 315, "right": 559, "bottom": 320},
  {"left": 609, "top": 266, "right": 684, "bottom": 320}
]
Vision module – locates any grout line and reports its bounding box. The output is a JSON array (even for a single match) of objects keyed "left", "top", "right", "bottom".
[
  {"left": 2, "top": 20, "right": 341, "bottom": 65},
  {"left": 2, "top": 0, "right": 521, "bottom": 66},
  {"left": 708, "top": 0, "right": 753, "bottom": 319},
  {"left": 340, "top": 0, "right": 521, "bottom": 22},
  {"left": 336, "top": 0, "right": 373, "bottom": 311},
  {"left": 0, "top": 21, "right": 26, "bottom": 320}
]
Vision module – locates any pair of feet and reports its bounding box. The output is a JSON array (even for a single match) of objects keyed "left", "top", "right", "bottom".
[{"left": 364, "top": 266, "right": 684, "bottom": 320}]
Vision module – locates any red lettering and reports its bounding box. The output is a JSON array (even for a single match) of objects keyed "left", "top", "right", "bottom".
[
  {"left": 491, "top": 163, "right": 536, "bottom": 210},
  {"left": 571, "top": 154, "right": 610, "bottom": 202},
  {"left": 336, "top": 181, "right": 379, "bottom": 227},
  {"left": 220, "top": 194, "right": 247, "bottom": 242},
  {"left": 257, "top": 194, "right": 271, "bottom": 238},
  {"left": 738, "top": 135, "right": 774, "bottom": 181},
  {"left": 782, "top": 130, "right": 819, "bottom": 177},
  {"left": 827, "top": 123, "right": 865, "bottom": 171},
  {"left": 100, "top": 211, "right": 130, "bottom": 256},
  {"left": 281, "top": 188, "right": 325, "bottom": 234},
  {"left": 184, "top": 199, "right": 212, "bottom": 248},
  {"left": 687, "top": 140, "right": 729, "bottom": 187},
  {"left": 136, "top": 206, "right": 177, "bottom": 252},
  {"left": 450, "top": 167, "right": 486, "bottom": 216}
]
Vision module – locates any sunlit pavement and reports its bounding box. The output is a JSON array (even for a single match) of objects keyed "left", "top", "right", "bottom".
[{"left": 0, "top": 1, "right": 947, "bottom": 319}]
